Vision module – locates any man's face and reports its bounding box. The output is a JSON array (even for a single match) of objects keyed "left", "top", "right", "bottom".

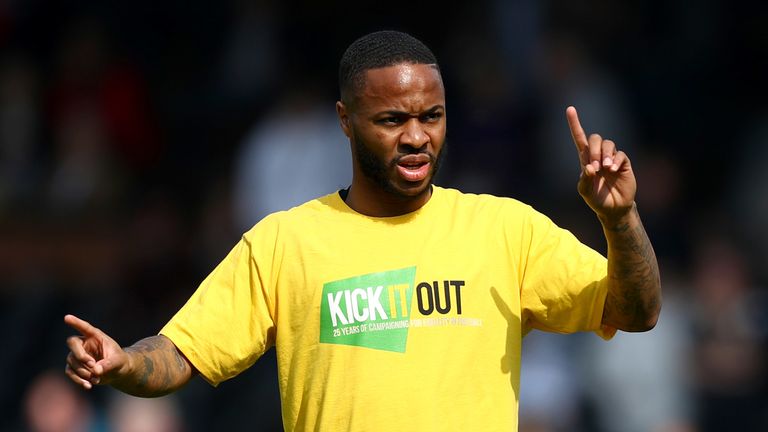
[{"left": 339, "top": 63, "right": 447, "bottom": 199}]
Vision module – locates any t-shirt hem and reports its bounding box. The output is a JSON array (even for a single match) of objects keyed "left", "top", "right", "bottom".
[
  {"left": 590, "top": 278, "right": 617, "bottom": 340},
  {"left": 159, "top": 327, "right": 221, "bottom": 387}
]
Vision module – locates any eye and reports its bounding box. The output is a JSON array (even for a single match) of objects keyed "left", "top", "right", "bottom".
[
  {"left": 421, "top": 112, "right": 443, "bottom": 123},
  {"left": 377, "top": 116, "right": 404, "bottom": 126}
]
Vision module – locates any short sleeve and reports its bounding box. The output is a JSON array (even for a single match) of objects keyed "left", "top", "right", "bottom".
[
  {"left": 518, "top": 206, "right": 616, "bottom": 340},
  {"left": 160, "top": 225, "right": 277, "bottom": 386}
]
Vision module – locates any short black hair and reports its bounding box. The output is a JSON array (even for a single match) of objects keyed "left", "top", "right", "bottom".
[{"left": 338, "top": 30, "right": 439, "bottom": 103}]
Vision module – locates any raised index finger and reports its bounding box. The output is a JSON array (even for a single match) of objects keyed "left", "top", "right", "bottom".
[
  {"left": 64, "top": 314, "right": 100, "bottom": 337},
  {"left": 566, "top": 106, "right": 588, "bottom": 153}
]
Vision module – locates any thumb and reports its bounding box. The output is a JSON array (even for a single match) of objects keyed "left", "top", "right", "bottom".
[
  {"left": 94, "top": 357, "right": 117, "bottom": 376},
  {"left": 577, "top": 171, "right": 593, "bottom": 197}
]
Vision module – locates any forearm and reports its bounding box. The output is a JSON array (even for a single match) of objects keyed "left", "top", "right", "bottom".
[
  {"left": 114, "top": 335, "right": 194, "bottom": 397},
  {"left": 600, "top": 203, "right": 662, "bottom": 331}
]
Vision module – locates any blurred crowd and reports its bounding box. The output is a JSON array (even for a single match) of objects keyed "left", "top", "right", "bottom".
[{"left": 1, "top": 1, "right": 767, "bottom": 431}]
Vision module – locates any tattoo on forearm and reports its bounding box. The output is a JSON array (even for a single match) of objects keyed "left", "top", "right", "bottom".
[
  {"left": 138, "top": 356, "right": 154, "bottom": 388},
  {"left": 120, "top": 335, "right": 191, "bottom": 397},
  {"left": 603, "top": 207, "right": 661, "bottom": 331}
]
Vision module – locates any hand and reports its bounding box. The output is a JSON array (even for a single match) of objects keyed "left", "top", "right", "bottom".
[
  {"left": 566, "top": 106, "right": 637, "bottom": 220},
  {"left": 64, "top": 314, "right": 130, "bottom": 390}
]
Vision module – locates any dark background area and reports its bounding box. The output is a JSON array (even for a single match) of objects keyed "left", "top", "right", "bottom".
[{"left": 1, "top": 1, "right": 767, "bottom": 431}]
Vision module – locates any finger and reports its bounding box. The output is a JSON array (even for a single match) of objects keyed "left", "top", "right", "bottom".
[
  {"left": 588, "top": 133, "right": 603, "bottom": 172},
  {"left": 609, "top": 150, "right": 630, "bottom": 172},
  {"left": 601, "top": 139, "right": 617, "bottom": 167},
  {"left": 65, "top": 364, "right": 93, "bottom": 390},
  {"left": 64, "top": 314, "right": 101, "bottom": 338},
  {"left": 71, "top": 363, "right": 98, "bottom": 384},
  {"left": 67, "top": 352, "right": 102, "bottom": 386},
  {"left": 73, "top": 364, "right": 94, "bottom": 380},
  {"left": 66, "top": 352, "right": 92, "bottom": 377},
  {"left": 66, "top": 335, "right": 96, "bottom": 367},
  {"left": 566, "top": 106, "right": 588, "bottom": 151}
]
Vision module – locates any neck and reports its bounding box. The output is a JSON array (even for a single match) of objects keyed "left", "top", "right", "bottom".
[{"left": 344, "top": 179, "right": 433, "bottom": 217}]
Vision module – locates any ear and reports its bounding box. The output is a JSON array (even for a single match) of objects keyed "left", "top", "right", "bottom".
[{"left": 336, "top": 101, "right": 352, "bottom": 138}]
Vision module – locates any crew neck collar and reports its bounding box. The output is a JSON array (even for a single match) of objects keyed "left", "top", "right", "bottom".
[{"left": 331, "top": 185, "right": 442, "bottom": 224}]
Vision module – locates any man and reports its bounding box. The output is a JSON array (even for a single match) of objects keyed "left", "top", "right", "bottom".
[{"left": 65, "top": 31, "right": 661, "bottom": 431}]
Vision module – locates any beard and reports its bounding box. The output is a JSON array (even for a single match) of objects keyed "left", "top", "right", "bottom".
[{"left": 352, "top": 130, "right": 444, "bottom": 198}]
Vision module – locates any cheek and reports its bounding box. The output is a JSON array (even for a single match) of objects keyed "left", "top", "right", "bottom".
[
  {"left": 353, "top": 128, "right": 393, "bottom": 158},
  {"left": 374, "top": 130, "right": 394, "bottom": 145},
  {"left": 369, "top": 130, "right": 399, "bottom": 154},
  {"left": 428, "top": 124, "right": 447, "bottom": 145}
]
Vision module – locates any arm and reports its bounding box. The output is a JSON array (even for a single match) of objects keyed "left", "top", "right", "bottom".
[
  {"left": 599, "top": 203, "right": 661, "bottom": 331},
  {"left": 566, "top": 106, "right": 662, "bottom": 332},
  {"left": 64, "top": 314, "right": 196, "bottom": 397},
  {"left": 115, "top": 335, "right": 195, "bottom": 396}
]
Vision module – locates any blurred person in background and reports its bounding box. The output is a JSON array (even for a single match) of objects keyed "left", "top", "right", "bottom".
[
  {"left": 578, "top": 279, "right": 695, "bottom": 432},
  {"left": 233, "top": 81, "right": 351, "bottom": 231},
  {"left": 729, "top": 112, "right": 768, "bottom": 285},
  {"left": 107, "top": 392, "right": 183, "bottom": 432},
  {"left": 689, "top": 234, "right": 768, "bottom": 431},
  {"left": 46, "top": 17, "right": 159, "bottom": 213},
  {"left": 24, "top": 369, "right": 106, "bottom": 432},
  {"left": 62, "top": 30, "right": 661, "bottom": 431},
  {"left": 0, "top": 55, "right": 41, "bottom": 210},
  {"left": 518, "top": 332, "right": 582, "bottom": 432}
]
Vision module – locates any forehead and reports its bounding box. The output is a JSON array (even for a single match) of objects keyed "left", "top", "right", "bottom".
[{"left": 356, "top": 63, "right": 444, "bottom": 111}]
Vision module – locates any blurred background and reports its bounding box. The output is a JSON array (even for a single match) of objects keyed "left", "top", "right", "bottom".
[{"left": 1, "top": 0, "right": 767, "bottom": 431}]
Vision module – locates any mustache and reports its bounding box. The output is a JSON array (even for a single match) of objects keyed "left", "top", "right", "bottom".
[
  {"left": 392, "top": 149, "right": 436, "bottom": 163},
  {"left": 390, "top": 142, "right": 446, "bottom": 176}
]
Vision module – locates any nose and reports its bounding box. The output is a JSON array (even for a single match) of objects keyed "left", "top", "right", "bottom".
[{"left": 399, "top": 118, "right": 429, "bottom": 149}]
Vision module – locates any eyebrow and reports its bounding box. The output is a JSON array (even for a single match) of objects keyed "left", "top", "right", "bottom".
[{"left": 375, "top": 105, "right": 445, "bottom": 117}]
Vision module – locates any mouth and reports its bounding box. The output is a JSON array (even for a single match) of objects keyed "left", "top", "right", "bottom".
[{"left": 396, "top": 154, "right": 432, "bottom": 182}]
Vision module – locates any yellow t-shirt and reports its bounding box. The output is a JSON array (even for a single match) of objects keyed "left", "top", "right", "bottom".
[{"left": 160, "top": 186, "right": 614, "bottom": 431}]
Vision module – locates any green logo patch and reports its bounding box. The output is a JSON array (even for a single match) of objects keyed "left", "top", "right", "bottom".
[{"left": 320, "top": 267, "right": 416, "bottom": 352}]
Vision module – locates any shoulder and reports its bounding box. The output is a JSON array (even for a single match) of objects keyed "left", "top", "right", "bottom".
[
  {"left": 243, "top": 191, "right": 340, "bottom": 239},
  {"left": 433, "top": 186, "right": 563, "bottom": 237},
  {"left": 434, "top": 185, "right": 534, "bottom": 217}
]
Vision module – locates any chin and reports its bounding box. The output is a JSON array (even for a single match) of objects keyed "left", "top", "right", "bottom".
[{"left": 390, "top": 179, "right": 432, "bottom": 198}]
